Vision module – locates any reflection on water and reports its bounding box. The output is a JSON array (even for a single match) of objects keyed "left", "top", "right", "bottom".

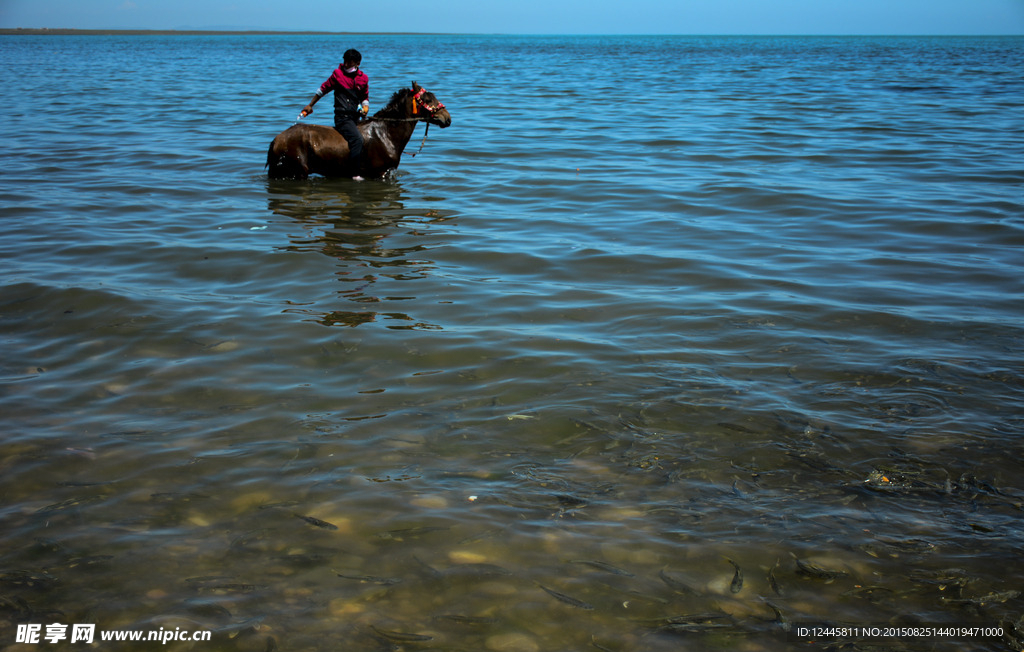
[{"left": 266, "top": 178, "right": 456, "bottom": 330}]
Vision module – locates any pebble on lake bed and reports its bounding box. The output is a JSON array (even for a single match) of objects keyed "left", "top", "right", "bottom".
[
  {"left": 187, "top": 513, "right": 211, "bottom": 527},
  {"left": 329, "top": 597, "right": 366, "bottom": 617},
  {"left": 448, "top": 550, "right": 489, "bottom": 564},
  {"left": 207, "top": 340, "right": 239, "bottom": 352},
  {"left": 410, "top": 494, "right": 449, "bottom": 509}
]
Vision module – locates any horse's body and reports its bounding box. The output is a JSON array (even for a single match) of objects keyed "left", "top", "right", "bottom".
[{"left": 267, "top": 83, "right": 451, "bottom": 180}]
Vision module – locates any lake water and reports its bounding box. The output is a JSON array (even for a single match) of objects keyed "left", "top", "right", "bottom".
[{"left": 1, "top": 34, "right": 1023, "bottom": 651}]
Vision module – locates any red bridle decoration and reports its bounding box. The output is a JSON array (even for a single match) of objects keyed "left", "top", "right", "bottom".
[{"left": 412, "top": 87, "right": 445, "bottom": 116}]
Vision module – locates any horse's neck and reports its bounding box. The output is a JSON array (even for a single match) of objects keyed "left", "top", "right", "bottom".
[
  {"left": 387, "top": 120, "right": 418, "bottom": 151},
  {"left": 369, "top": 118, "right": 418, "bottom": 160}
]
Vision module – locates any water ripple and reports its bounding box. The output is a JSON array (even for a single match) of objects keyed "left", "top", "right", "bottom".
[{"left": 1, "top": 34, "right": 1022, "bottom": 652}]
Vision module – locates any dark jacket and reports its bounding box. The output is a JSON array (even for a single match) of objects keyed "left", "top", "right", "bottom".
[{"left": 315, "top": 66, "right": 369, "bottom": 123}]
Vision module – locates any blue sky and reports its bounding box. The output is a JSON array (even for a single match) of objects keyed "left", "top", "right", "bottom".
[{"left": 2, "top": 0, "right": 1023, "bottom": 34}]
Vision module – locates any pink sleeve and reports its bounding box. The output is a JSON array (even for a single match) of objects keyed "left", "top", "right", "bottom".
[
  {"left": 358, "top": 72, "right": 369, "bottom": 103},
  {"left": 316, "top": 73, "right": 335, "bottom": 97}
]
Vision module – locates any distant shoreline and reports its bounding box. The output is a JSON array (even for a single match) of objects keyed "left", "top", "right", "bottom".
[
  {"left": 0, "top": 28, "right": 444, "bottom": 36},
  {"left": 2, "top": 28, "right": 1019, "bottom": 37}
]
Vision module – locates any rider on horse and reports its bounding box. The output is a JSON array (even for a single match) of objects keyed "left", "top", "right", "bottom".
[{"left": 300, "top": 48, "right": 370, "bottom": 178}]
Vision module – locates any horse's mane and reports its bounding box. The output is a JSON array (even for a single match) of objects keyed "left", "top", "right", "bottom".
[{"left": 372, "top": 87, "right": 414, "bottom": 120}]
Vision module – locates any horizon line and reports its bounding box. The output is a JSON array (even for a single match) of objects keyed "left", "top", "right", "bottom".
[{"left": 2, "top": 28, "right": 1022, "bottom": 37}]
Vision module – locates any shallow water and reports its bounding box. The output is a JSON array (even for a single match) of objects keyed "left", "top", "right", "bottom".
[{"left": 1, "top": 34, "right": 1023, "bottom": 651}]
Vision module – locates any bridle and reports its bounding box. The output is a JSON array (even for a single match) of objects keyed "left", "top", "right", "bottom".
[
  {"left": 408, "top": 86, "right": 446, "bottom": 156},
  {"left": 365, "top": 86, "right": 447, "bottom": 157},
  {"left": 370, "top": 86, "right": 446, "bottom": 123},
  {"left": 411, "top": 87, "right": 446, "bottom": 118}
]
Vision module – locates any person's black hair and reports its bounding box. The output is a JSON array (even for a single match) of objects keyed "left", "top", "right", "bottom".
[{"left": 343, "top": 49, "right": 362, "bottom": 65}]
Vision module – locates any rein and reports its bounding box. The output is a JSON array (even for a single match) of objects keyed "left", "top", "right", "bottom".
[
  {"left": 409, "top": 88, "right": 443, "bottom": 156},
  {"left": 410, "top": 123, "right": 430, "bottom": 157}
]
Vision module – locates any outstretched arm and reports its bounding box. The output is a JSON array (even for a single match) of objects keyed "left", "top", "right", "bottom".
[{"left": 300, "top": 93, "right": 321, "bottom": 118}]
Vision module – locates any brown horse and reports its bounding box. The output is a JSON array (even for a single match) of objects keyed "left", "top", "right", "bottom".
[{"left": 266, "top": 82, "right": 452, "bottom": 180}]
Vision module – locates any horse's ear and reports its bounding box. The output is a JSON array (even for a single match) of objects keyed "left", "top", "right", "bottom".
[{"left": 411, "top": 81, "right": 420, "bottom": 91}]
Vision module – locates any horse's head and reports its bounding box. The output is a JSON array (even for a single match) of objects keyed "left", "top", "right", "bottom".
[{"left": 408, "top": 81, "right": 451, "bottom": 128}]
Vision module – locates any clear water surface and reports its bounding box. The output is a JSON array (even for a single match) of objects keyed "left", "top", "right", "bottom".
[{"left": 1, "top": 34, "right": 1023, "bottom": 651}]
